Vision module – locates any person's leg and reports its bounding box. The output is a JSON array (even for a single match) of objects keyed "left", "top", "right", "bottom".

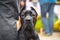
[
  {"left": 48, "top": 4, "right": 55, "bottom": 34},
  {"left": 40, "top": 4, "right": 50, "bottom": 34}
]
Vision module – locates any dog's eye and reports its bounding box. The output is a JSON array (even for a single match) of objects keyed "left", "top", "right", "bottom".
[
  {"left": 31, "top": 13, "right": 36, "bottom": 17},
  {"left": 30, "top": 12, "right": 36, "bottom": 16},
  {"left": 21, "top": 14, "right": 25, "bottom": 18},
  {"left": 31, "top": 14, "right": 35, "bottom": 16},
  {"left": 21, "top": 15, "right": 24, "bottom": 16}
]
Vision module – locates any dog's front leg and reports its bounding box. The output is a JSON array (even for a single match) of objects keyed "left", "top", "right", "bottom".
[
  {"left": 34, "top": 31, "right": 40, "bottom": 40},
  {"left": 18, "top": 32, "right": 25, "bottom": 40},
  {"left": 18, "top": 28, "right": 26, "bottom": 40}
]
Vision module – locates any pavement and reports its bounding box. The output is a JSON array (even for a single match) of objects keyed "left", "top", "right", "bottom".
[{"left": 38, "top": 32, "right": 60, "bottom": 40}]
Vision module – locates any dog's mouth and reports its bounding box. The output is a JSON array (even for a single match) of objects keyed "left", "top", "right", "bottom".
[
  {"left": 24, "top": 21, "right": 34, "bottom": 26},
  {"left": 23, "top": 21, "right": 34, "bottom": 30}
]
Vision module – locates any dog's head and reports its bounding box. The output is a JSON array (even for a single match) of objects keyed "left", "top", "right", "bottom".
[{"left": 20, "top": 7, "right": 37, "bottom": 30}]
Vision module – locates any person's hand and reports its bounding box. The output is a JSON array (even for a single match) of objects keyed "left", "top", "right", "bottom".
[{"left": 20, "top": 1, "right": 25, "bottom": 7}]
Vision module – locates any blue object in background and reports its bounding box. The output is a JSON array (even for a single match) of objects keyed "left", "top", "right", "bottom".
[{"left": 39, "top": 0, "right": 57, "bottom": 5}]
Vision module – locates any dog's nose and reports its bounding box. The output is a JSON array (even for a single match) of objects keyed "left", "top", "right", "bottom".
[
  {"left": 25, "top": 18, "right": 31, "bottom": 22},
  {"left": 25, "top": 15, "right": 32, "bottom": 22}
]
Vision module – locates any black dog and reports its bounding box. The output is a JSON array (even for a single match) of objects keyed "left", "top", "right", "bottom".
[{"left": 18, "top": 7, "right": 40, "bottom": 40}]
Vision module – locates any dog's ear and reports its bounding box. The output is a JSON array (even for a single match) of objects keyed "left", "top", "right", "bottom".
[
  {"left": 19, "top": 7, "right": 25, "bottom": 18},
  {"left": 31, "top": 7, "right": 38, "bottom": 17},
  {"left": 20, "top": 7, "right": 25, "bottom": 13}
]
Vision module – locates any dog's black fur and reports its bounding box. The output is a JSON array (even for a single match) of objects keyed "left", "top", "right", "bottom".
[{"left": 18, "top": 7, "right": 40, "bottom": 40}]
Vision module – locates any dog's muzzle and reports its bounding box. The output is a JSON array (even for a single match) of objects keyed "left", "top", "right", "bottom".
[
  {"left": 21, "top": 15, "right": 34, "bottom": 30},
  {"left": 24, "top": 15, "right": 33, "bottom": 24},
  {"left": 23, "top": 15, "right": 34, "bottom": 29}
]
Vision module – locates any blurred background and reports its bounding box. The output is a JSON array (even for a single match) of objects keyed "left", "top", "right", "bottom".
[{"left": 18, "top": 0, "right": 60, "bottom": 40}]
